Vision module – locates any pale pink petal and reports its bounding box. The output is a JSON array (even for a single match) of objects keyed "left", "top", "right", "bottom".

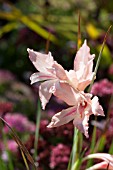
[
  {"left": 86, "top": 153, "right": 113, "bottom": 170},
  {"left": 47, "top": 106, "right": 77, "bottom": 128},
  {"left": 66, "top": 70, "right": 79, "bottom": 89},
  {"left": 73, "top": 110, "right": 89, "bottom": 138},
  {"left": 77, "top": 75, "right": 94, "bottom": 91},
  {"left": 54, "top": 82, "right": 81, "bottom": 106},
  {"left": 66, "top": 68, "right": 93, "bottom": 91},
  {"left": 91, "top": 96, "right": 104, "bottom": 116},
  {"left": 39, "top": 80, "right": 57, "bottom": 109},
  {"left": 52, "top": 62, "right": 67, "bottom": 80},
  {"left": 27, "top": 48, "right": 54, "bottom": 73},
  {"left": 82, "top": 59, "right": 94, "bottom": 79},
  {"left": 30, "top": 72, "right": 56, "bottom": 84},
  {"left": 87, "top": 161, "right": 112, "bottom": 170},
  {"left": 74, "top": 40, "right": 95, "bottom": 71},
  {"left": 75, "top": 64, "right": 86, "bottom": 80}
]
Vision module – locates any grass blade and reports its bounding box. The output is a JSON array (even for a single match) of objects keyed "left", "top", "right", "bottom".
[
  {"left": 0, "top": 117, "right": 37, "bottom": 170},
  {"left": 20, "top": 148, "right": 30, "bottom": 170}
]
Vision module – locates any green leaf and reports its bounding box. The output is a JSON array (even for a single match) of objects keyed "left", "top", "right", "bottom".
[
  {"left": 0, "top": 10, "right": 58, "bottom": 44},
  {"left": 0, "top": 22, "right": 20, "bottom": 38},
  {"left": 20, "top": 15, "right": 58, "bottom": 44}
]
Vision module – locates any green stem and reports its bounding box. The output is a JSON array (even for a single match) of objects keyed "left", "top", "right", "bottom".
[
  {"left": 71, "top": 128, "right": 79, "bottom": 167},
  {"left": 88, "top": 25, "right": 112, "bottom": 92},
  {"left": 21, "top": 149, "right": 30, "bottom": 170},
  {"left": 67, "top": 128, "right": 79, "bottom": 170},
  {"left": 34, "top": 100, "right": 41, "bottom": 159}
]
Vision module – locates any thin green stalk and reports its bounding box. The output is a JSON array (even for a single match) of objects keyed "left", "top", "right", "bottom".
[
  {"left": 86, "top": 119, "right": 97, "bottom": 168},
  {"left": 88, "top": 25, "right": 112, "bottom": 92},
  {"left": 67, "top": 128, "right": 79, "bottom": 170},
  {"left": 72, "top": 148, "right": 86, "bottom": 170},
  {"left": 34, "top": 100, "right": 41, "bottom": 158},
  {"left": 71, "top": 128, "right": 79, "bottom": 168},
  {"left": 20, "top": 149, "right": 30, "bottom": 170}
]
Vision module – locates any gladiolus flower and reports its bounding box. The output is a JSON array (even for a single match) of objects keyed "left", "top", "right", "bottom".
[
  {"left": 28, "top": 40, "right": 95, "bottom": 109},
  {"left": 86, "top": 153, "right": 113, "bottom": 170},
  {"left": 28, "top": 40, "right": 104, "bottom": 137}
]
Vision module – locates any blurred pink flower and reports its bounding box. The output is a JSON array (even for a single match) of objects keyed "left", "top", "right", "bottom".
[
  {"left": 0, "top": 140, "right": 18, "bottom": 154},
  {"left": 86, "top": 153, "right": 113, "bottom": 170},
  {"left": 91, "top": 79, "right": 113, "bottom": 97},
  {"left": 28, "top": 40, "right": 95, "bottom": 109},
  {"left": 47, "top": 84, "right": 104, "bottom": 138},
  {"left": 50, "top": 144, "right": 70, "bottom": 169},
  {"left": 6, "top": 140, "right": 18, "bottom": 153},
  {"left": 4, "top": 113, "right": 35, "bottom": 133}
]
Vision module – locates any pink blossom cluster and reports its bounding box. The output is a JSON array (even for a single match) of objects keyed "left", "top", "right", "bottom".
[
  {"left": 91, "top": 79, "right": 113, "bottom": 97},
  {"left": 0, "top": 139, "right": 18, "bottom": 156},
  {"left": 5, "top": 140, "right": 18, "bottom": 153},
  {"left": 28, "top": 40, "right": 104, "bottom": 138},
  {"left": 50, "top": 144, "right": 70, "bottom": 169},
  {"left": 4, "top": 113, "right": 36, "bottom": 133}
]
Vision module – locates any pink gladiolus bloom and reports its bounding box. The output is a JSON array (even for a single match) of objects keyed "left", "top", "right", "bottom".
[
  {"left": 86, "top": 153, "right": 113, "bottom": 170},
  {"left": 28, "top": 40, "right": 95, "bottom": 109},
  {"left": 47, "top": 82, "right": 104, "bottom": 138},
  {"left": 28, "top": 40, "right": 104, "bottom": 137}
]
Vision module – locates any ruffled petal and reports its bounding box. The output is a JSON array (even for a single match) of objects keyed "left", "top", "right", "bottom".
[
  {"left": 74, "top": 40, "right": 95, "bottom": 71},
  {"left": 52, "top": 62, "right": 68, "bottom": 80},
  {"left": 27, "top": 48, "right": 54, "bottom": 73},
  {"left": 47, "top": 106, "right": 77, "bottom": 128},
  {"left": 39, "top": 80, "right": 57, "bottom": 109},
  {"left": 91, "top": 96, "right": 104, "bottom": 116},
  {"left": 30, "top": 72, "right": 56, "bottom": 84},
  {"left": 66, "top": 70, "right": 79, "bottom": 89},
  {"left": 73, "top": 110, "right": 89, "bottom": 138}
]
